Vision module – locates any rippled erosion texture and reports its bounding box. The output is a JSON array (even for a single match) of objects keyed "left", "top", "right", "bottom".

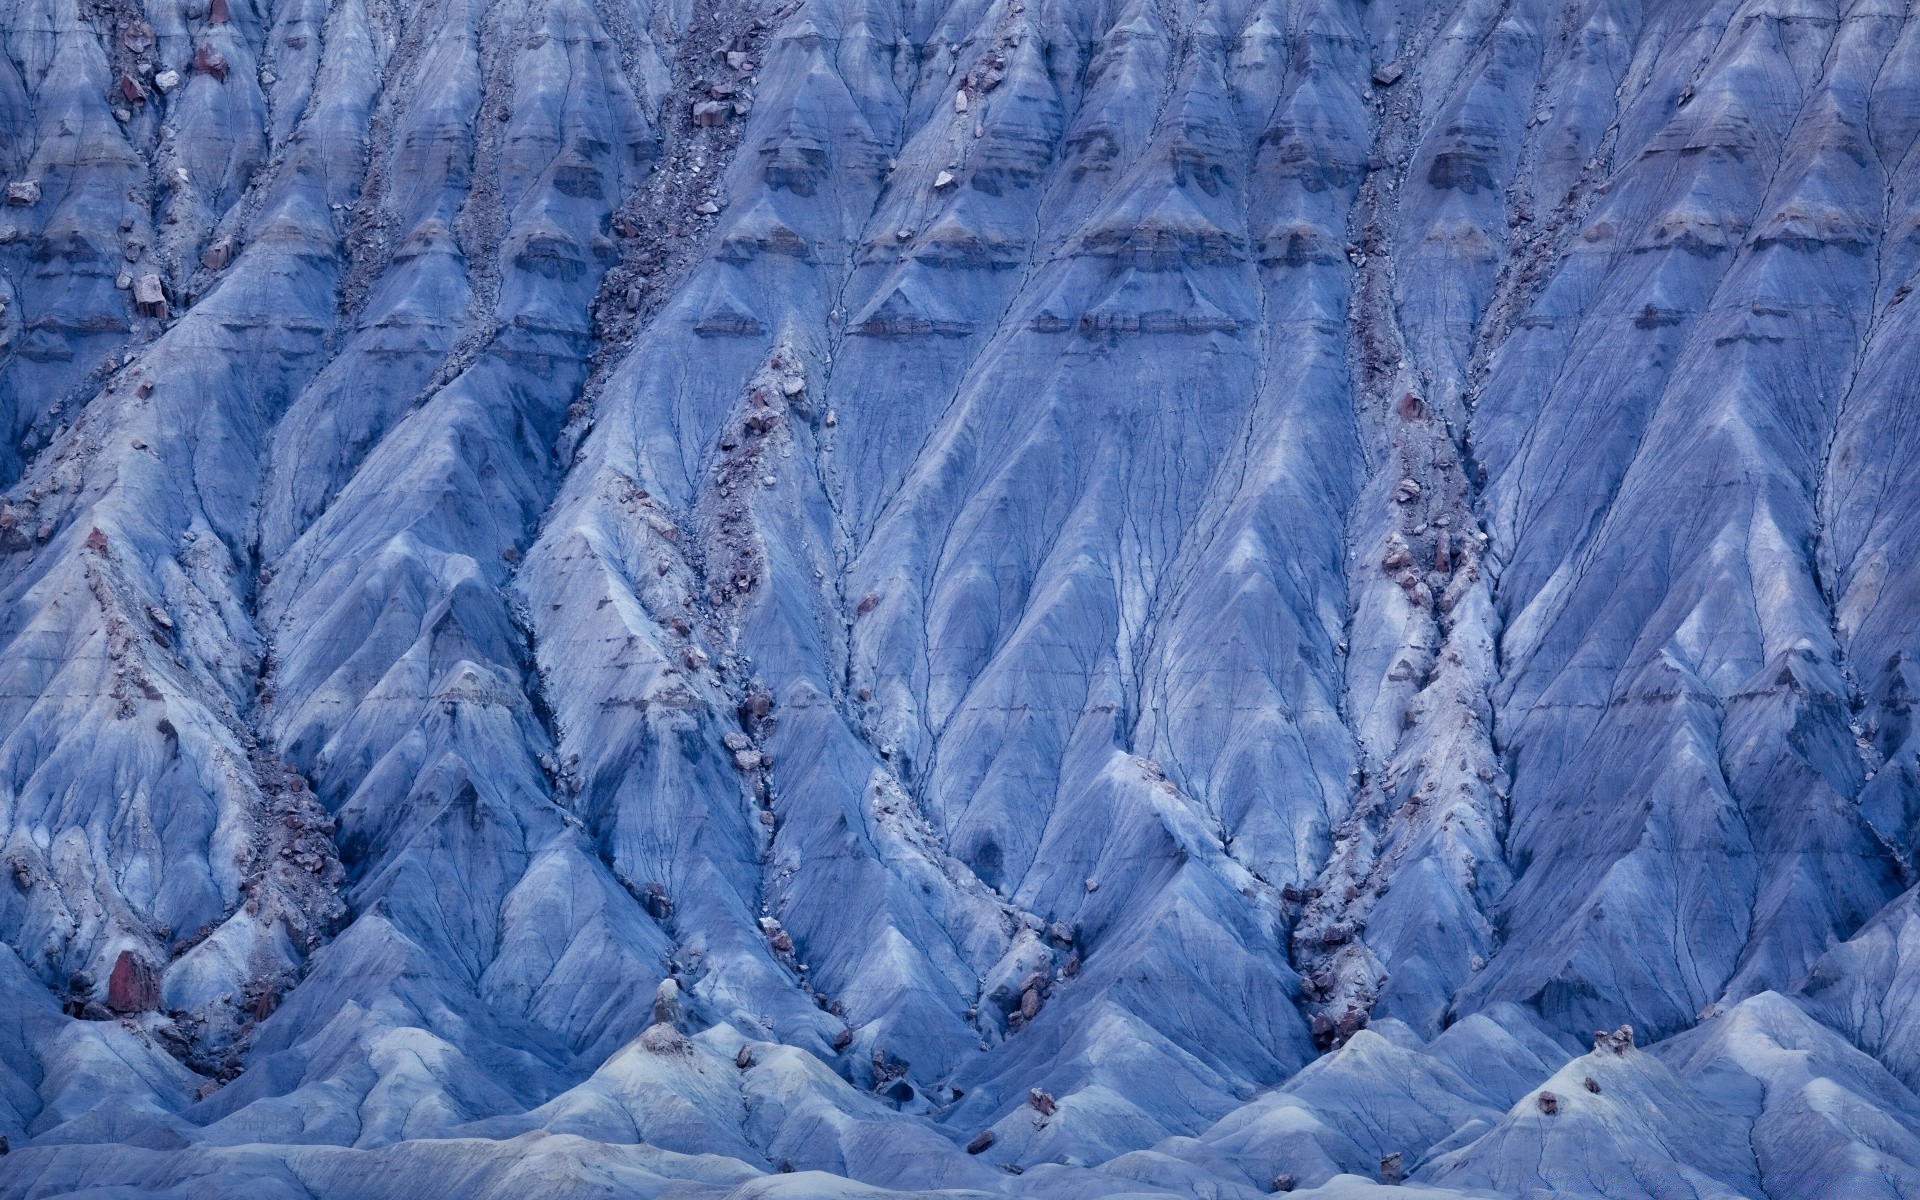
[{"left": 7, "top": 0, "right": 1920, "bottom": 1195}]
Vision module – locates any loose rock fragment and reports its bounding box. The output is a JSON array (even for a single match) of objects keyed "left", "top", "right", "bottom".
[
  {"left": 133, "top": 274, "right": 168, "bottom": 318},
  {"left": 106, "top": 950, "right": 158, "bottom": 1013},
  {"left": 5, "top": 181, "right": 39, "bottom": 206},
  {"left": 1381, "top": 532, "right": 1413, "bottom": 570},
  {"left": 651, "top": 977, "right": 682, "bottom": 1026},
  {"left": 194, "top": 44, "right": 228, "bottom": 81},
  {"left": 1379, "top": 1151, "right": 1403, "bottom": 1184},
  {"left": 966, "top": 1130, "right": 994, "bottom": 1154}
]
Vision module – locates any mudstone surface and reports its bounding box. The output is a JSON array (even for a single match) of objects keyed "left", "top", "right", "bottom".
[{"left": 4, "top": 0, "right": 1920, "bottom": 1195}]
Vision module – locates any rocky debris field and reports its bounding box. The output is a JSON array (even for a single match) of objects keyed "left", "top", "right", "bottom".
[{"left": 5, "top": 0, "right": 1920, "bottom": 1196}]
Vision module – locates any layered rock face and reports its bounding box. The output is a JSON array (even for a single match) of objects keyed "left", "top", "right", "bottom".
[{"left": 5, "top": 0, "right": 1920, "bottom": 1194}]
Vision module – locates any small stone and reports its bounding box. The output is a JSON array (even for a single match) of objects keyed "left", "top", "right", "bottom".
[
  {"left": 1379, "top": 1151, "right": 1404, "bottom": 1184},
  {"left": 114, "top": 107, "right": 132, "bottom": 122},
  {"left": 106, "top": 950, "right": 158, "bottom": 1013},
  {"left": 966, "top": 1130, "right": 994, "bottom": 1154},
  {"left": 1271, "top": 1175, "right": 1295, "bottom": 1194},
  {"left": 934, "top": 170, "right": 955, "bottom": 189},
  {"left": 201, "top": 236, "right": 232, "bottom": 271},
  {"left": 1372, "top": 62, "right": 1404, "bottom": 86},
  {"left": 1381, "top": 532, "right": 1413, "bottom": 570},
  {"left": 1394, "top": 478, "right": 1421, "bottom": 503},
  {"left": 736, "top": 1045, "right": 754, "bottom": 1069},
  {"left": 652, "top": 977, "right": 682, "bottom": 1026},
  {"left": 194, "top": 44, "right": 228, "bottom": 81},
  {"left": 691, "top": 99, "right": 729, "bottom": 126},
  {"left": 1583, "top": 1076, "right": 1601, "bottom": 1093},
  {"left": 733, "top": 748, "right": 763, "bottom": 772},
  {"left": 832, "top": 1027, "right": 853, "bottom": 1051},
  {"left": 694, "top": 199, "right": 720, "bottom": 215},
  {"left": 155, "top": 70, "right": 181, "bottom": 92},
  {"left": 133, "top": 274, "right": 168, "bottom": 318},
  {"left": 1537, "top": 1090, "right": 1559, "bottom": 1115},
  {"left": 1028, "top": 1087, "right": 1055, "bottom": 1116},
  {"left": 954, "top": 90, "right": 969, "bottom": 113},
  {"left": 209, "top": 0, "right": 229, "bottom": 22},
  {"left": 641, "top": 883, "right": 673, "bottom": 920},
  {"left": 761, "top": 474, "right": 775, "bottom": 487},
  {"left": 260, "top": 70, "right": 276, "bottom": 84},
  {"left": 823, "top": 408, "right": 837, "bottom": 426},
  {"left": 5, "top": 181, "right": 40, "bottom": 206}
]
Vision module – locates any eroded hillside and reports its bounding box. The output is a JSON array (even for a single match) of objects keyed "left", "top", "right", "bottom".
[{"left": 4, "top": 0, "right": 1920, "bottom": 1196}]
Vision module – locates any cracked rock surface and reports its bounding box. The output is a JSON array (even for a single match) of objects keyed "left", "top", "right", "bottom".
[{"left": 6, "top": 0, "right": 1920, "bottom": 1195}]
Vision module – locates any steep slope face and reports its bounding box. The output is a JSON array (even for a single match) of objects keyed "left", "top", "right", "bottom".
[{"left": 4, "top": 0, "right": 1920, "bottom": 1196}]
